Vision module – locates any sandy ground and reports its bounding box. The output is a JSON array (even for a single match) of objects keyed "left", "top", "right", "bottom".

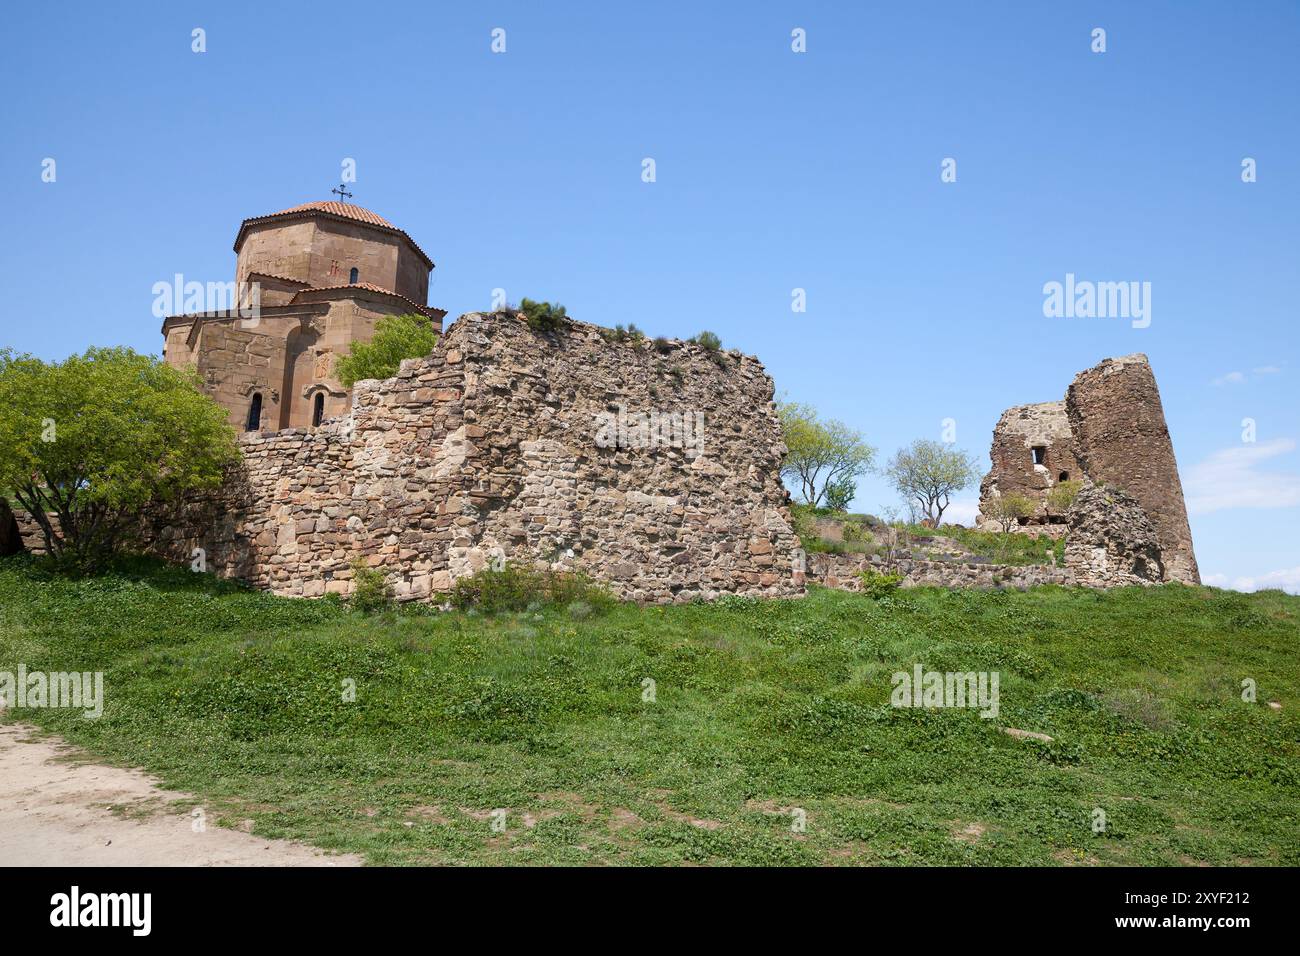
[{"left": 0, "top": 722, "right": 360, "bottom": 866}]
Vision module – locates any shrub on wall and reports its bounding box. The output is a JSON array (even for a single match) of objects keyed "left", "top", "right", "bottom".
[
  {"left": 336, "top": 313, "right": 439, "bottom": 387},
  {"left": 519, "top": 298, "right": 569, "bottom": 332},
  {"left": 599, "top": 323, "right": 645, "bottom": 344}
]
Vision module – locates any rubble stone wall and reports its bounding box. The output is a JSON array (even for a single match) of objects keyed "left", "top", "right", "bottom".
[
  {"left": 1065, "top": 355, "right": 1199, "bottom": 584},
  {"left": 978, "top": 354, "right": 1199, "bottom": 585},
  {"left": 75, "top": 311, "right": 803, "bottom": 604},
  {"left": 807, "top": 551, "right": 1075, "bottom": 591},
  {"left": 1063, "top": 484, "right": 1165, "bottom": 587}
]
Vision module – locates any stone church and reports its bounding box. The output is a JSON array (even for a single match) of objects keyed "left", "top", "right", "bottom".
[{"left": 161, "top": 201, "right": 446, "bottom": 432}]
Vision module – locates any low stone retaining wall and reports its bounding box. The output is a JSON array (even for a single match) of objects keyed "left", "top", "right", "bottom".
[{"left": 807, "top": 551, "right": 1075, "bottom": 591}]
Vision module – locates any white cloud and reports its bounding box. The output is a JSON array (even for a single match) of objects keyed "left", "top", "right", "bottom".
[
  {"left": 1203, "top": 567, "right": 1300, "bottom": 595},
  {"left": 1184, "top": 438, "right": 1300, "bottom": 515},
  {"left": 942, "top": 497, "right": 981, "bottom": 527},
  {"left": 1212, "top": 365, "right": 1283, "bottom": 385}
]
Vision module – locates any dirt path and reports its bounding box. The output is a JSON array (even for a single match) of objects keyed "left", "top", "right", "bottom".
[{"left": 0, "top": 723, "right": 360, "bottom": 866}]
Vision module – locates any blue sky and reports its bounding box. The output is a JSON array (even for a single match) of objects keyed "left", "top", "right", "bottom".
[{"left": 2, "top": 1, "right": 1297, "bottom": 590}]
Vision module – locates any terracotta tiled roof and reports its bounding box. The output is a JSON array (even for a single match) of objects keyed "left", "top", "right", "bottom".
[
  {"left": 275, "top": 201, "right": 395, "bottom": 228},
  {"left": 235, "top": 201, "right": 434, "bottom": 269},
  {"left": 245, "top": 270, "right": 311, "bottom": 286}
]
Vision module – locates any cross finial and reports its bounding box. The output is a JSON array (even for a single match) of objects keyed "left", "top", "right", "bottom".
[{"left": 331, "top": 183, "right": 353, "bottom": 202}]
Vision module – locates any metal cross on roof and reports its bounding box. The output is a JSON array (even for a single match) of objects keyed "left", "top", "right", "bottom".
[{"left": 331, "top": 183, "right": 354, "bottom": 202}]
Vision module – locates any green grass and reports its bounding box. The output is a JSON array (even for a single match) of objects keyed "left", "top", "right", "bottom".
[
  {"left": 1, "top": 554, "right": 1297, "bottom": 866},
  {"left": 905, "top": 524, "right": 1066, "bottom": 567}
]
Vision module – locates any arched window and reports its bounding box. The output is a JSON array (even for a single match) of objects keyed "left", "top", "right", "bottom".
[
  {"left": 245, "top": 393, "right": 263, "bottom": 432},
  {"left": 312, "top": 393, "right": 325, "bottom": 427},
  {"left": 349, "top": 267, "right": 359, "bottom": 285},
  {"left": 1058, "top": 471, "right": 1070, "bottom": 482}
]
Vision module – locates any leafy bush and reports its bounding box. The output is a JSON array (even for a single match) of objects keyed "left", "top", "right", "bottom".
[
  {"left": 519, "top": 298, "right": 569, "bottom": 332},
  {"left": 689, "top": 330, "right": 721, "bottom": 351},
  {"left": 1101, "top": 688, "right": 1176, "bottom": 732},
  {"left": 449, "top": 563, "right": 615, "bottom": 614},
  {"left": 0, "top": 346, "right": 238, "bottom": 572},
  {"left": 982, "top": 493, "right": 1038, "bottom": 533},
  {"left": 336, "top": 313, "right": 439, "bottom": 387},
  {"left": 1047, "top": 479, "right": 1084, "bottom": 514},
  {"left": 349, "top": 558, "right": 393, "bottom": 613},
  {"left": 857, "top": 567, "right": 903, "bottom": 598},
  {"left": 842, "top": 520, "right": 870, "bottom": 543}
]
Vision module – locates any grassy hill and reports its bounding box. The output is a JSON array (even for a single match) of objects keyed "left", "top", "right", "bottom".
[{"left": 1, "top": 555, "right": 1296, "bottom": 866}]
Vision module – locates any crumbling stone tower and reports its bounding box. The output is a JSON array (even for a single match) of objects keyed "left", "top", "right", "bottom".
[
  {"left": 1064, "top": 355, "right": 1199, "bottom": 585},
  {"left": 978, "top": 354, "right": 1199, "bottom": 585}
]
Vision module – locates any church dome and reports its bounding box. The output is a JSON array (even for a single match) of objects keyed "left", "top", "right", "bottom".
[{"left": 234, "top": 200, "right": 432, "bottom": 270}]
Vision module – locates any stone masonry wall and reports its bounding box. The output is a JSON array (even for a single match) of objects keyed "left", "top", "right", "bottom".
[
  {"left": 979, "top": 354, "right": 1199, "bottom": 585},
  {"left": 1065, "top": 355, "right": 1199, "bottom": 584},
  {"left": 976, "top": 400, "right": 1082, "bottom": 533},
  {"left": 127, "top": 311, "right": 802, "bottom": 604},
  {"left": 1063, "top": 483, "right": 1165, "bottom": 587},
  {"left": 808, "top": 551, "right": 1074, "bottom": 592}
]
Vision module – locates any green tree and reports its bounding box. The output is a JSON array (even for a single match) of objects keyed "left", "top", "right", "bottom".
[
  {"left": 0, "top": 347, "right": 238, "bottom": 571},
  {"left": 884, "top": 439, "right": 980, "bottom": 526},
  {"left": 983, "top": 491, "right": 1037, "bottom": 534},
  {"left": 335, "top": 313, "right": 440, "bottom": 387},
  {"left": 824, "top": 476, "right": 857, "bottom": 512},
  {"left": 778, "top": 401, "right": 876, "bottom": 507}
]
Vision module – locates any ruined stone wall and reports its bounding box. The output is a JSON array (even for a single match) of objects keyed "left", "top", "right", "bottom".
[
  {"left": 808, "top": 551, "right": 1074, "bottom": 591},
  {"left": 978, "top": 354, "right": 1199, "bottom": 585},
  {"left": 1065, "top": 355, "right": 1199, "bottom": 585},
  {"left": 132, "top": 311, "right": 802, "bottom": 604},
  {"left": 977, "top": 400, "right": 1083, "bottom": 529},
  {"left": 1063, "top": 484, "right": 1165, "bottom": 588}
]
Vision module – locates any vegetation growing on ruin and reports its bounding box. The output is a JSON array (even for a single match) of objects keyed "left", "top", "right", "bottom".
[
  {"left": 688, "top": 330, "right": 721, "bottom": 351},
  {"left": 519, "top": 298, "right": 569, "bottom": 332},
  {"left": 599, "top": 323, "right": 645, "bottom": 344},
  {"left": 335, "top": 313, "right": 440, "bottom": 387},
  {"left": 794, "top": 508, "right": 1064, "bottom": 568},
  {"left": 1047, "top": 479, "right": 1084, "bottom": 514},
  {"left": 2, "top": 553, "right": 1295, "bottom": 866}
]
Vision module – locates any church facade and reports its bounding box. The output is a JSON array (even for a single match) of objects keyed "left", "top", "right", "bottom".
[{"left": 161, "top": 201, "right": 446, "bottom": 432}]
